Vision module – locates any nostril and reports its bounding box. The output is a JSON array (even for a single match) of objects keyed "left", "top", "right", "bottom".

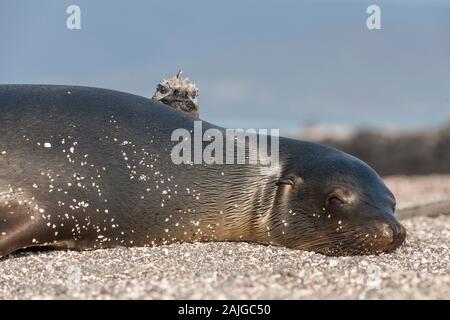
[
  {"left": 394, "top": 224, "right": 407, "bottom": 243},
  {"left": 373, "top": 221, "right": 407, "bottom": 254},
  {"left": 378, "top": 222, "right": 406, "bottom": 242},
  {"left": 386, "top": 222, "right": 406, "bottom": 246}
]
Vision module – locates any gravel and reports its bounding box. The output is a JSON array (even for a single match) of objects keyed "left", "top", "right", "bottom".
[
  {"left": 385, "top": 175, "right": 450, "bottom": 209},
  {"left": 0, "top": 175, "right": 449, "bottom": 300}
]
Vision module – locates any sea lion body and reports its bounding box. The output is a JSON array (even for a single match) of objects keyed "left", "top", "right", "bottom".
[{"left": 0, "top": 85, "right": 405, "bottom": 257}]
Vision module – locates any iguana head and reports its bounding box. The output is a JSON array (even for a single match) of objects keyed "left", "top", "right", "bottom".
[{"left": 152, "top": 70, "right": 199, "bottom": 117}]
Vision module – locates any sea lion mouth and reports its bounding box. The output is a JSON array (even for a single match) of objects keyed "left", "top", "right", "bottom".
[{"left": 295, "top": 219, "right": 407, "bottom": 256}]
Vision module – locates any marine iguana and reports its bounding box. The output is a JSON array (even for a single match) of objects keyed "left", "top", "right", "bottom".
[{"left": 152, "top": 70, "right": 199, "bottom": 117}]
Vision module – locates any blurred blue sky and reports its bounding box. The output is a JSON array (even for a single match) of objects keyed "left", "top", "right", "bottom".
[{"left": 1, "top": 0, "right": 449, "bottom": 132}]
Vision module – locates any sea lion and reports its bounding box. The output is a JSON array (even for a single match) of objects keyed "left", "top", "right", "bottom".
[{"left": 0, "top": 84, "right": 406, "bottom": 258}]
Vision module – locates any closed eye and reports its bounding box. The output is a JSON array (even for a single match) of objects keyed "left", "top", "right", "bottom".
[
  {"left": 327, "top": 195, "right": 346, "bottom": 206},
  {"left": 276, "top": 178, "right": 294, "bottom": 187}
]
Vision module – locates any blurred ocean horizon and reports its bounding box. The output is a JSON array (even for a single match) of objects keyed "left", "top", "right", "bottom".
[{"left": 1, "top": 0, "right": 449, "bottom": 132}]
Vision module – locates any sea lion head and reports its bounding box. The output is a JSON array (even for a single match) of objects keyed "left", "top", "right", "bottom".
[
  {"left": 270, "top": 145, "right": 406, "bottom": 256},
  {"left": 152, "top": 70, "right": 199, "bottom": 117}
]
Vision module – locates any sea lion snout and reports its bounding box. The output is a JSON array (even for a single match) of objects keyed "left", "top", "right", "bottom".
[{"left": 373, "top": 219, "right": 407, "bottom": 253}]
